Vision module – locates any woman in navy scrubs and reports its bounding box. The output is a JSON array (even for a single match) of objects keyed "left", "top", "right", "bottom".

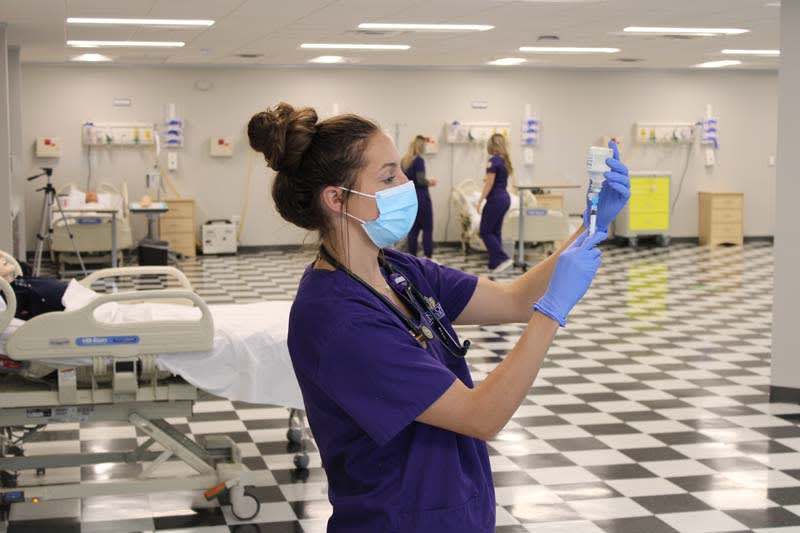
[
  {"left": 248, "top": 103, "right": 629, "bottom": 532},
  {"left": 401, "top": 135, "right": 437, "bottom": 259},
  {"left": 478, "top": 133, "right": 514, "bottom": 273}
]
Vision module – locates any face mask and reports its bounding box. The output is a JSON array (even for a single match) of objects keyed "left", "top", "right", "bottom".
[{"left": 340, "top": 181, "right": 418, "bottom": 249}]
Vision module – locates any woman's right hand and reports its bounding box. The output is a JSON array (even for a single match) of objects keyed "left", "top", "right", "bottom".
[{"left": 533, "top": 231, "right": 605, "bottom": 326}]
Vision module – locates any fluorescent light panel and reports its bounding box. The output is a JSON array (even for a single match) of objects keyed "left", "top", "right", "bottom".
[
  {"left": 301, "top": 43, "right": 409, "bottom": 50},
  {"left": 624, "top": 26, "right": 749, "bottom": 35},
  {"left": 722, "top": 49, "right": 780, "bottom": 56},
  {"left": 70, "top": 53, "right": 112, "bottom": 62},
  {"left": 67, "top": 40, "right": 185, "bottom": 48},
  {"left": 358, "top": 23, "right": 493, "bottom": 31},
  {"left": 67, "top": 17, "right": 214, "bottom": 26},
  {"left": 694, "top": 59, "right": 742, "bottom": 68},
  {"left": 308, "top": 55, "right": 347, "bottom": 63},
  {"left": 487, "top": 57, "right": 526, "bottom": 65},
  {"left": 519, "top": 46, "right": 619, "bottom": 53}
]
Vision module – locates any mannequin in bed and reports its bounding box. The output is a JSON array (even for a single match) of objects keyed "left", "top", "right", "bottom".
[{"left": 1, "top": 255, "right": 68, "bottom": 320}]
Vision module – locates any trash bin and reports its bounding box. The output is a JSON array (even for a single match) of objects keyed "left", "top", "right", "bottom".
[{"left": 138, "top": 239, "right": 169, "bottom": 266}]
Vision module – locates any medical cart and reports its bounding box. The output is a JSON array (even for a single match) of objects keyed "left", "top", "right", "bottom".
[{"left": 614, "top": 172, "right": 671, "bottom": 247}]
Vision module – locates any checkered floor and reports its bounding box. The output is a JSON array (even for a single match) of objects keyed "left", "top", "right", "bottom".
[{"left": 8, "top": 240, "right": 800, "bottom": 533}]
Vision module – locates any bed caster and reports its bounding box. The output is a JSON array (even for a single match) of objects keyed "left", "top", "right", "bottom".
[
  {"left": 656, "top": 234, "right": 670, "bottom": 247},
  {"left": 628, "top": 236, "right": 638, "bottom": 248},
  {"left": 286, "top": 428, "right": 303, "bottom": 444},
  {"left": 230, "top": 485, "right": 260, "bottom": 522},
  {"left": 291, "top": 468, "right": 310, "bottom": 483},
  {"left": 293, "top": 453, "right": 310, "bottom": 470},
  {"left": 36, "top": 468, "right": 46, "bottom": 477}
]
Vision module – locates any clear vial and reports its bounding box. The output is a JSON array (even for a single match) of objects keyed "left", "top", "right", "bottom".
[{"left": 586, "top": 146, "right": 613, "bottom": 235}]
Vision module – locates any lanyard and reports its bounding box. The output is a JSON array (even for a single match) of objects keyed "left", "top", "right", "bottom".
[{"left": 318, "top": 246, "right": 470, "bottom": 358}]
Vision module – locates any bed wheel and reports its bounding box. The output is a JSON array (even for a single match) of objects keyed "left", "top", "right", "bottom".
[
  {"left": 293, "top": 453, "right": 310, "bottom": 470},
  {"left": 36, "top": 468, "right": 45, "bottom": 477},
  {"left": 231, "top": 486, "right": 260, "bottom": 521},
  {"left": 286, "top": 428, "right": 303, "bottom": 444}
]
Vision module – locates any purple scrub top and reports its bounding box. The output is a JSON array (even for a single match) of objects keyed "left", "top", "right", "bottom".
[
  {"left": 288, "top": 249, "right": 495, "bottom": 532},
  {"left": 404, "top": 156, "right": 427, "bottom": 190},
  {"left": 487, "top": 155, "right": 509, "bottom": 195}
]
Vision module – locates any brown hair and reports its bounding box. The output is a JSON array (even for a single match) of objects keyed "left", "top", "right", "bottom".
[
  {"left": 487, "top": 133, "right": 513, "bottom": 175},
  {"left": 401, "top": 135, "right": 425, "bottom": 171},
  {"left": 247, "top": 102, "right": 380, "bottom": 239}
]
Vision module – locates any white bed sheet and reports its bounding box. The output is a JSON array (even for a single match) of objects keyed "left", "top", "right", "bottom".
[{"left": 0, "top": 282, "right": 303, "bottom": 410}]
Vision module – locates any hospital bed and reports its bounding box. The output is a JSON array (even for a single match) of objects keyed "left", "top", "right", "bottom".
[
  {"left": 0, "top": 255, "right": 306, "bottom": 521},
  {"left": 451, "top": 179, "right": 570, "bottom": 254},
  {"left": 51, "top": 182, "right": 134, "bottom": 274}
]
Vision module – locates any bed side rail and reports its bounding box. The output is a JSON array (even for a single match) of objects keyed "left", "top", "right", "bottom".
[{"left": 7, "top": 289, "right": 213, "bottom": 360}]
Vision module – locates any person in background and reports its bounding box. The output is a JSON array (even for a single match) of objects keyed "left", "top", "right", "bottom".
[
  {"left": 401, "top": 135, "right": 437, "bottom": 259},
  {"left": 478, "top": 133, "right": 513, "bottom": 273}
]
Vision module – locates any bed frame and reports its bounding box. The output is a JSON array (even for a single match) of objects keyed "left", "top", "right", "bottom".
[{"left": 0, "top": 263, "right": 260, "bottom": 521}]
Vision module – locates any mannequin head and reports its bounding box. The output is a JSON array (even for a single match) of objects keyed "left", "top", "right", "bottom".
[{"left": 0, "top": 256, "right": 16, "bottom": 283}]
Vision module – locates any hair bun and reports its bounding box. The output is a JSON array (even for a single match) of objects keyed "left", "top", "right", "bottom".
[{"left": 248, "top": 102, "right": 318, "bottom": 174}]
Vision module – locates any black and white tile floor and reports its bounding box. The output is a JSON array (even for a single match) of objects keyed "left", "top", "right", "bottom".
[{"left": 9, "top": 241, "right": 800, "bottom": 533}]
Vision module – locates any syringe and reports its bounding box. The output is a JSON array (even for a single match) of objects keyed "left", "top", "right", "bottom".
[{"left": 586, "top": 146, "right": 614, "bottom": 236}]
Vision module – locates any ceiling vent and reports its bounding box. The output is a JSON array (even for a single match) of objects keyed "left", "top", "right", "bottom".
[
  {"left": 616, "top": 57, "right": 643, "bottom": 63},
  {"left": 349, "top": 29, "right": 407, "bottom": 37},
  {"left": 235, "top": 53, "right": 264, "bottom": 59},
  {"left": 660, "top": 34, "right": 702, "bottom": 40},
  {"left": 537, "top": 35, "right": 560, "bottom": 41}
]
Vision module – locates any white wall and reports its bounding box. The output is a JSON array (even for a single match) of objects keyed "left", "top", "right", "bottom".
[
  {"left": 771, "top": 0, "right": 800, "bottom": 397},
  {"left": 18, "top": 64, "right": 778, "bottom": 247}
]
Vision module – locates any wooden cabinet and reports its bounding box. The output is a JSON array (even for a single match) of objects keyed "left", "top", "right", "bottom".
[
  {"left": 698, "top": 192, "right": 744, "bottom": 246},
  {"left": 534, "top": 193, "right": 564, "bottom": 211},
  {"left": 160, "top": 198, "right": 196, "bottom": 257}
]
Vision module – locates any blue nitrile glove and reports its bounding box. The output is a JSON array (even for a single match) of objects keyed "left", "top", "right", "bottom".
[
  {"left": 583, "top": 140, "right": 631, "bottom": 233},
  {"left": 533, "top": 230, "right": 605, "bottom": 327}
]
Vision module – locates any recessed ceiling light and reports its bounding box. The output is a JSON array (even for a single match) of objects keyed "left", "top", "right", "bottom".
[
  {"left": 67, "top": 17, "right": 214, "bottom": 27},
  {"left": 301, "top": 43, "right": 409, "bottom": 51},
  {"left": 308, "top": 55, "right": 350, "bottom": 64},
  {"left": 765, "top": 2, "right": 780, "bottom": 6},
  {"left": 624, "top": 27, "right": 749, "bottom": 36},
  {"left": 487, "top": 57, "right": 527, "bottom": 66},
  {"left": 694, "top": 59, "right": 742, "bottom": 68},
  {"left": 358, "top": 23, "right": 493, "bottom": 32},
  {"left": 70, "top": 53, "right": 112, "bottom": 62},
  {"left": 722, "top": 49, "right": 780, "bottom": 56},
  {"left": 519, "top": 46, "right": 619, "bottom": 53},
  {"left": 67, "top": 40, "right": 185, "bottom": 48}
]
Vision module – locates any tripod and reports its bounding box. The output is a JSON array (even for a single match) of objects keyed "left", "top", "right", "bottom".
[{"left": 28, "top": 168, "right": 86, "bottom": 277}]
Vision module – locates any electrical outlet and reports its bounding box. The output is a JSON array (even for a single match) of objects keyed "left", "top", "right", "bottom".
[
  {"left": 705, "top": 148, "right": 716, "bottom": 167},
  {"left": 168, "top": 151, "right": 179, "bottom": 171}
]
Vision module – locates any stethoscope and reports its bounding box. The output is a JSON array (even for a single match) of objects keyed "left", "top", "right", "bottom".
[{"left": 318, "top": 245, "right": 471, "bottom": 358}]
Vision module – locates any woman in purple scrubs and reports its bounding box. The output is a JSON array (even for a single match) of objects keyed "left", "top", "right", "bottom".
[
  {"left": 478, "top": 134, "right": 514, "bottom": 274},
  {"left": 401, "top": 135, "right": 437, "bottom": 259},
  {"left": 248, "top": 103, "right": 629, "bottom": 532}
]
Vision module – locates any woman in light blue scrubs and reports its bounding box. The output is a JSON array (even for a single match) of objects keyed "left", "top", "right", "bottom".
[{"left": 248, "top": 103, "right": 630, "bottom": 532}]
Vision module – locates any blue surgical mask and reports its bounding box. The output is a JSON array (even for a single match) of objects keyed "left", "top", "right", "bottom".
[{"left": 340, "top": 181, "right": 418, "bottom": 249}]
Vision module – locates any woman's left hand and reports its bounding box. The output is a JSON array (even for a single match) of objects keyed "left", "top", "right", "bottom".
[
  {"left": 583, "top": 140, "right": 631, "bottom": 233},
  {"left": 428, "top": 177, "right": 438, "bottom": 187}
]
